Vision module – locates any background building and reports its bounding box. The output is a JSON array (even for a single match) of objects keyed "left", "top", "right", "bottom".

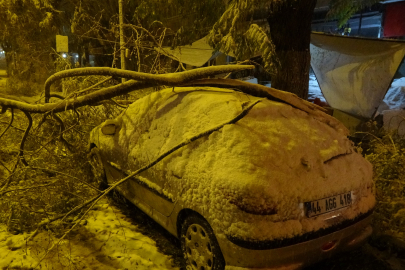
[{"left": 312, "top": 0, "right": 405, "bottom": 39}]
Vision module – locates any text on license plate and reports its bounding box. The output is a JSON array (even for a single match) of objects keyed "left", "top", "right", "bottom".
[{"left": 304, "top": 191, "right": 353, "bottom": 217}]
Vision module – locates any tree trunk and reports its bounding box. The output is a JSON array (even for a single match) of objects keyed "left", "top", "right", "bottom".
[{"left": 267, "top": 0, "right": 317, "bottom": 100}]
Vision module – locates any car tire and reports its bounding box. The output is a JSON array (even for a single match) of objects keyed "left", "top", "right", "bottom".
[
  {"left": 88, "top": 147, "right": 108, "bottom": 190},
  {"left": 181, "top": 214, "right": 225, "bottom": 270}
]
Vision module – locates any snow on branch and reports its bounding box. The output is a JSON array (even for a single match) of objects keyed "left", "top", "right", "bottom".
[
  {"left": 44, "top": 65, "right": 255, "bottom": 102},
  {"left": 181, "top": 78, "right": 349, "bottom": 134}
]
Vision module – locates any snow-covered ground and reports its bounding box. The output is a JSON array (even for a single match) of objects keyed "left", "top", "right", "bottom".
[{"left": 0, "top": 200, "right": 180, "bottom": 270}]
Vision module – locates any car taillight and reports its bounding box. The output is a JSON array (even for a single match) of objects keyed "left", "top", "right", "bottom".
[{"left": 321, "top": 240, "right": 337, "bottom": 251}]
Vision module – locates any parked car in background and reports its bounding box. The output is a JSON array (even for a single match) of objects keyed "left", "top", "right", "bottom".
[{"left": 89, "top": 86, "right": 375, "bottom": 270}]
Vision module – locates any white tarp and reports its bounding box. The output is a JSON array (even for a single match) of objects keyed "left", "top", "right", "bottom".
[
  {"left": 310, "top": 32, "right": 405, "bottom": 118},
  {"left": 156, "top": 37, "right": 218, "bottom": 67}
]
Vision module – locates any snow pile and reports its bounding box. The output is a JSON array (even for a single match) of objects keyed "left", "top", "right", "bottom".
[
  {"left": 308, "top": 73, "right": 326, "bottom": 102},
  {"left": 378, "top": 77, "right": 405, "bottom": 112},
  {"left": 382, "top": 109, "right": 405, "bottom": 136},
  {"left": 0, "top": 201, "right": 178, "bottom": 270},
  {"left": 377, "top": 78, "right": 405, "bottom": 136},
  {"left": 96, "top": 87, "right": 374, "bottom": 242}
]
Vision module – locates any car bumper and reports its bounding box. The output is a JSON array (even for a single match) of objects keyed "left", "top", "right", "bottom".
[{"left": 220, "top": 213, "right": 373, "bottom": 270}]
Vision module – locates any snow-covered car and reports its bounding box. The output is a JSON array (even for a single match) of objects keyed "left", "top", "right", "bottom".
[{"left": 89, "top": 85, "right": 375, "bottom": 270}]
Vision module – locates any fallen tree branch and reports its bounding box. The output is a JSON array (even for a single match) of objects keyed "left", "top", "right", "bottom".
[
  {"left": 19, "top": 111, "right": 32, "bottom": 166},
  {"left": 0, "top": 66, "right": 254, "bottom": 114},
  {"left": 30, "top": 99, "right": 262, "bottom": 269},
  {"left": 44, "top": 65, "right": 254, "bottom": 102},
  {"left": 0, "top": 80, "right": 147, "bottom": 113}
]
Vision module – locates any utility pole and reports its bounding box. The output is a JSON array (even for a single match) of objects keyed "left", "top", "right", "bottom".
[{"left": 119, "top": 0, "right": 126, "bottom": 83}]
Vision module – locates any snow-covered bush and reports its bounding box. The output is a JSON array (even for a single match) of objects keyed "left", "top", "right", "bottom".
[
  {"left": 364, "top": 129, "right": 405, "bottom": 242},
  {"left": 0, "top": 80, "right": 125, "bottom": 234}
]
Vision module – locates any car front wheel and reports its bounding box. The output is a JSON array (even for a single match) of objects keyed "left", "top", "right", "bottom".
[{"left": 181, "top": 215, "right": 225, "bottom": 270}]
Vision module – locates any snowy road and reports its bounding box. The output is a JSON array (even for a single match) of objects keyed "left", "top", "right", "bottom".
[
  {"left": 119, "top": 202, "right": 398, "bottom": 270},
  {"left": 0, "top": 196, "right": 403, "bottom": 269},
  {"left": 111, "top": 197, "right": 400, "bottom": 270},
  {"left": 98, "top": 196, "right": 405, "bottom": 270}
]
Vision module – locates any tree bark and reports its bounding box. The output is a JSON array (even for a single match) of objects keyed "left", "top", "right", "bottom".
[{"left": 267, "top": 0, "right": 317, "bottom": 100}]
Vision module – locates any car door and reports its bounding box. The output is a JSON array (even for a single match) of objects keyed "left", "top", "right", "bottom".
[{"left": 98, "top": 98, "right": 177, "bottom": 217}]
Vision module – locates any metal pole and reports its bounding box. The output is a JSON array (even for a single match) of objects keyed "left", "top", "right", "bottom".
[
  {"left": 119, "top": 0, "right": 126, "bottom": 83},
  {"left": 358, "top": 9, "right": 363, "bottom": 36}
]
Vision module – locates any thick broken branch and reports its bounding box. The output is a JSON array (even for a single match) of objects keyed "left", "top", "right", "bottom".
[
  {"left": 0, "top": 66, "right": 254, "bottom": 114},
  {"left": 44, "top": 65, "right": 254, "bottom": 102}
]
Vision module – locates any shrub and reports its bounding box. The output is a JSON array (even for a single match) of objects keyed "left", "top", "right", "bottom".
[{"left": 364, "top": 130, "right": 405, "bottom": 242}]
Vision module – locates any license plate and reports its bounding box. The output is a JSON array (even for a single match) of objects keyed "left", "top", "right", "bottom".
[{"left": 304, "top": 191, "right": 353, "bottom": 217}]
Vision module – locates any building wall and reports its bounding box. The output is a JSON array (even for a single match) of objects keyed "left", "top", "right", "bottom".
[
  {"left": 383, "top": 1, "right": 405, "bottom": 38},
  {"left": 312, "top": 11, "right": 382, "bottom": 38}
]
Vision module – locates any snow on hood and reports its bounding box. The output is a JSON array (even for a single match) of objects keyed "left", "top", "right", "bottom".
[{"left": 94, "top": 87, "right": 374, "bottom": 241}]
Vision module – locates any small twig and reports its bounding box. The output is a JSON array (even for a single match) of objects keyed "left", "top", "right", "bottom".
[
  {"left": 109, "top": 98, "right": 128, "bottom": 108},
  {"left": 1, "top": 158, "right": 25, "bottom": 192},
  {"left": 0, "top": 179, "right": 59, "bottom": 196},
  {"left": 0, "top": 121, "right": 25, "bottom": 132},
  {"left": 0, "top": 107, "right": 14, "bottom": 140},
  {"left": 353, "top": 131, "right": 384, "bottom": 145},
  {"left": 29, "top": 167, "right": 102, "bottom": 193},
  {"left": 33, "top": 114, "right": 48, "bottom": 132},
  {"left": 0, "top": 159, "right": 10, "bottom": 173},
  {"left": 19, "top": 111, "right": 33, "bottom": 166},
  {"left": 388, "top": 135, "right": 397, "bottom": 152},
  {"left": 49, "top": 77, "right": 113, "bottom": 111},
  {"left": 223, "top": 72, "right": 232, "bottom": 79},
  {"left": 76, "top": 76, "right": 113, "bottom": 95},
  {"left": 52, "top": 114, "right": 74, "bottom": 153},
  {"left": 377, "top": 179, "right": 405, "bottom": 185}
]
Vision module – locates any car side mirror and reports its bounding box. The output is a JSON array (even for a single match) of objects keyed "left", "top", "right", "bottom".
[{"left": 101, "top": 119, "right": 120, "bottom": 135}]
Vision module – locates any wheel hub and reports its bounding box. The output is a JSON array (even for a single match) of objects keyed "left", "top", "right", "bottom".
[{"left": 185, "top": 224, "right": 214, "bottom": 270}]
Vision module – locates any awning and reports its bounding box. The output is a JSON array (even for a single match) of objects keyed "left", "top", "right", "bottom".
[{"left": 310, "top": 32, "right": 405, "bottom": 118}]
